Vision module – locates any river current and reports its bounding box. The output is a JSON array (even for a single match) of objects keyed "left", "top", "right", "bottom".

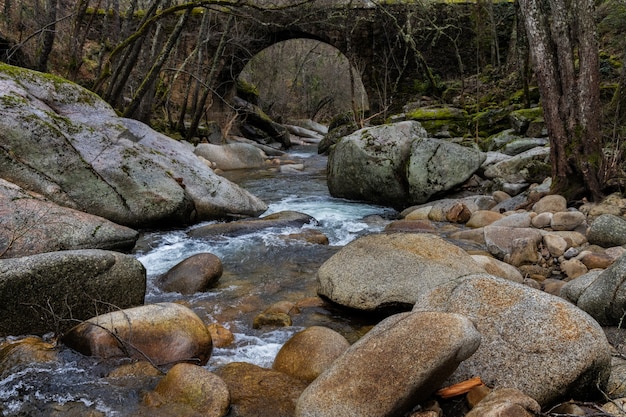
[{"left": 0, "top": 145, "right": 397, "bottom": 416}]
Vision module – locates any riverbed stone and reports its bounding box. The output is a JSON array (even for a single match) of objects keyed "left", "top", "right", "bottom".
[
  {"left": 543, "top": 233, "right": 569, "bottom": 257},
  {"left": 195, "top": 142, "right": 267, "bottom": 170},
  {"left": 0, "top": 249, "right": 146, "bottom": 336},
  {"left": 188, "top": 210, "right": 317, "bottom": 238},
  {"left": 156, "top": 252, "right": 223, "bottom": 295},
  {"left": 272, "top": 326, "right": 350, "bottom": 382},
  {"left": 561, "top": 254, "right": 626, "bottom": 325},
  {"left": 470, "top": 255, "right": 523, "bottom": 282},
  {"left": 483, "top": 226, "right": 543, "bottom": 260},
  {"left": 551, "top": 210, "right": 586, "bottom": 231},
  {"left": 465, "top": 388, "right": 541, "bottom": 417},
  {"left": 412, "top": 273, "right": 611, "bottom": 406},
  {"left": 295, "top": 311, "right": 481, "bottom": 417},
  {"left": 0, "top": 179, "right": 138, "bottom": 259},
  {"left": 587, "top": 214, "right": 626, "bottom": 247},
  {"left": 0, "top": 336, "right": 59, "bottom": 379},
  {"left": 61, "top": 302, "right": 213, "bottom": 367},
  {"left": 483, "top": 147, "right": 551, "bottom": 184},
  {"left": 0, "top": 64, "right": 267, "bottom": 228},
  {"left": 466, "top": 210, "right": 504, "bottom": 228},
  {"left": 143, "top": 363, "right": 230, "bottom": 417},
  {"left": 532, "top": 194, "right": 567, "bottom": 213},
  {"left": 317, "top": 233, "right": 486, "bottom": 312},
  {"left": 216, "top": 361, "right": 309, "bottom": 417}
]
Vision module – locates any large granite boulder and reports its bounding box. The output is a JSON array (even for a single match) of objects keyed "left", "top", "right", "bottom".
[
  {"left": 0, "top": 178, "right": 138, "bottom": 259},
  {"left": 0, "top": 63, "right": 267, "bottom": 228},
  {"left": 295, "top": 311, "right": 481, "bottom": 417},
  {"left": 406, "top": 137, "right": 485, "bottom": 204},
  {"left": 587, "top": 214, "right": 626, "bottom": 248},
  {"left": 327, "top": 121, "right": 484, "bottom": 208},
  {"left": 413, "top": 273, "right": 611, "bottom": 406},
  {"left": 0, "top": 249, "right": 146, "bottom": 336},
  {"left": 317, "top": 233, "right": 486, "bottom": 312},
  {"left": 62, "top": 302, "right": 212, "bottom": 367}
]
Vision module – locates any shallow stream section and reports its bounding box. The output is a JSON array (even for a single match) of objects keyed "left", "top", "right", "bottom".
[{"left": 0, "top": 145, "right": 398, "bottom": 416}]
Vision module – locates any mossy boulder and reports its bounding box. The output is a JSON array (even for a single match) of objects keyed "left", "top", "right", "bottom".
[{"left": 406, "top": 105, "right": 469, "bottom": 137}]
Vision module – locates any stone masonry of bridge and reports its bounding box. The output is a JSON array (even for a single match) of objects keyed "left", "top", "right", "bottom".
[{"left": 205, "top": 1, "right": 515, "bottom": 115}]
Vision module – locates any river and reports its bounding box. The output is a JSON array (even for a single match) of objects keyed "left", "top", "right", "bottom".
[{"left": 0, "top": 144, "right": 398, "bottom": 416}]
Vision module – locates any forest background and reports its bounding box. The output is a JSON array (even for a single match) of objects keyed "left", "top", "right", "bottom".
[{"left": 0, "top": 0, "right": 625, "bottom": 201}]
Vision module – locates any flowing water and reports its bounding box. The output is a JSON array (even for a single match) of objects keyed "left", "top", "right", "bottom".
[{"left": 0, "top": 145, "right": 398, "bottom": 416}]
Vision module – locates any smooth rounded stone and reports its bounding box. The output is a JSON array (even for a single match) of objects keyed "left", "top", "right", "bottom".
[
  {"left": 501, "top": 182, "right": 529, "bottom": 196},
  {"left": 280, "top": 229, "right": 329, "bottom": 245},
  {"left": 316, "top": 233, "right": 486, "bottom": 312},
  {"left": 543, "top": 233, "right": 569, "bottom": 257},
  {"left": 491, "top": 193, "right": 528, "bottom": 214},
  {"left": 107, "top": 361, "right": 161, "bottom": 378},
  {"left": 562, "top": 254, "right": 626, "bottom": 325},
  {"left": 448, "top": 228, "right": 486, "bottom": 245},
  {"left": 465, "top": 388, "right": 541, "bottom": 417},
  {"left": 532, "top": 194, "right": 567, "bottom": 214},
  {"left": 188, "top": 210, "right": 317, "bottom": 238},
  {"left": 0, "top": 336, "right": 58, "bottom": 378},
  {"left": 502, "top": 138, "right": 549, "bottom": 156},
  {"left": 580, "top": 252, "right": 615, "bottom": 270},
  {"left": 207, "top": 323, "right": 234, "bottom": 348},
  {"left": 143, "top": 363, "right": 229, "bottom": 417},
  {"left": 471, "top": 255, "right": 523, "bottom": 283},
  {"left": 542, "top": 278, "right": 566, "bottom": 296},
  {"left": 62, "top": 302, "right": 213, "bottom": 367},
  {"left": 608, "top": 246, "right": 626, "bottom": 261},
  {"left": 0, "top": 249, "right": 146, "bottom": 336},
  {"left": 466, "top": 210, "right": 504, "bottom": 228},
  {"left": 588, "top": 214, "right": 626, "bottom": 247},
  {"left": 273, "top": 326, "right": 350, "bottom": 382},
  {"left": 484, "top": 226, "right": 543, "bottom": 260},
  {"left": 551, "top": 211, "right": 586, "bottom": 231},
  {"left": 560, "top": 258, "right": 589, "bottom": 280},
  {"left": 602, "top": 398, "right": 626, "bottom": 416},
  {"left": 531, "top": 211, "right": 553, "bottom": 228},
  {"left": 504, "top": 236, "right": 540, "bottom": 266},
  {"left": 194, "top": 142, "right": 267, "bottom": 170},
  {"left": 216, "top": 362, "right": 309, "bottom": 417},
  {"left": 606, "top": 356, "right": 626, "bottom": 399},
  {"left": 492, "top": 190, "right": 511, "bottom": 203},
  {"left": 156, "top": 253, "right": 222, "bottom": 295},
  {"left": 425, "top": 198, "right": 480, "bottom": 223},
  {"left": 403, "top": 206, "right": 432, "bottom": 220},
  {"left": 413, "top": 273, "right": 611, "bottom": 406},
  {"left": 489, "top": 212, "right": 533, "bottom": 228},
  {"left": 564, "top": 247, "right": 580, "bottom": 259},
  {"left": 296, "top": 311, "right": 481, "bottom": 417},
  {"left": 384, "top": 219, "right": 436, "bottom": 233},
  {"left": 552, "top": 230, "right": 588, "bottom": 247},
  {"left": 0, "top": 179, "right": 139, "bottom": 259}
]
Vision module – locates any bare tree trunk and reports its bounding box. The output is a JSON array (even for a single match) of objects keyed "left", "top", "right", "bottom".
[
  {"left": 186, "top": 15, "right": 233, "bottom": 142},
  {"left": 36, "top": 0, "right": 58, "bottom": 72},
  {"left": 517, "top": 0, "right": 604, "bottom": 201},
  {"left": 123, "top": 7, "right": 191, "bottom": 119}
]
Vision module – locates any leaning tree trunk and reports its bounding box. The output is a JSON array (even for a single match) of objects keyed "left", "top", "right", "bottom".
[
  {"left": 36, "top": 0, "right": 58, "bottom": 72},
  {"left": 517, "top": 0, "right": 604, "bottom": 202}
]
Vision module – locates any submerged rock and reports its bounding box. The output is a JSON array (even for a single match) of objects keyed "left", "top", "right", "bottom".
[{"left": 156, "top": 252, "right": 223, "bottom": 295}]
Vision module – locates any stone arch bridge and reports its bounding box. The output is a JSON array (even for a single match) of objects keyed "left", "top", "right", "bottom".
[{"left": 198, "top": 0, "right": 514, "bottom": 115}]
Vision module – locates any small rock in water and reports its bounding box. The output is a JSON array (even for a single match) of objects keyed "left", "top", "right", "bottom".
[{"left": 156, "top": 252, "right": 223, "bottom": 295}]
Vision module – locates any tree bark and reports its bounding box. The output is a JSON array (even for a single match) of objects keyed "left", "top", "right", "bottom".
[
  {"left": 36, "top": 0, "right": 58, "bottom": 72},
  {"left": 517, "top": 0, "right": 604, "bottom": 201}
]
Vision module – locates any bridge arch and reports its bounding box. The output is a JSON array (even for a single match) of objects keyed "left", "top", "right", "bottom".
[{"left": 237, "top": 37, "right": 368, "bottom": 122}]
